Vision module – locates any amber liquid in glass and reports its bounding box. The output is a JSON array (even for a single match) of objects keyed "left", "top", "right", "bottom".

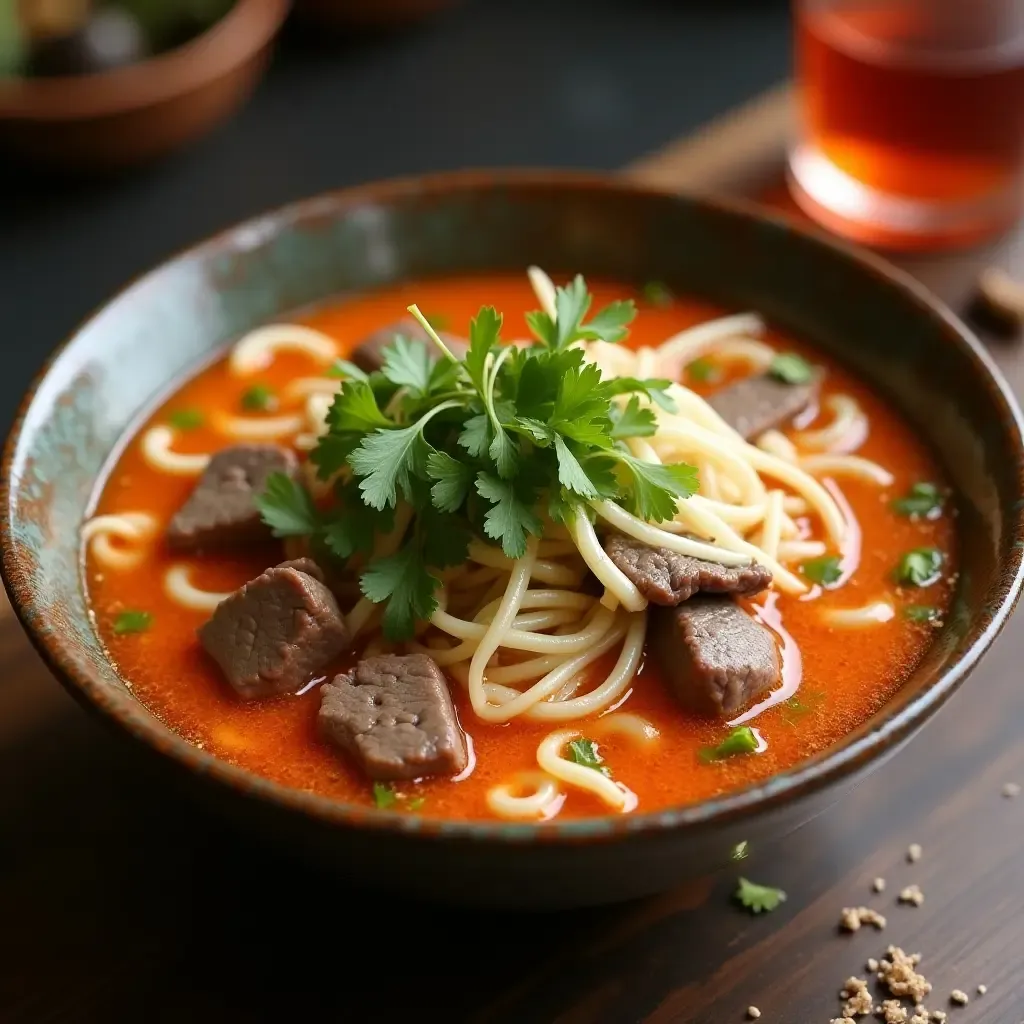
[{"left": 794, "top": 1, "right": 1024, "bottom": 244}]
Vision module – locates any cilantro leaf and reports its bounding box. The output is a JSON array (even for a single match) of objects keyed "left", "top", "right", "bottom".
[
  {"left": 524, "top": 309, "right": 556, "bottom": 348},
  {"left": 892, "top": 482, "right": 943, "bottom": 519},
  {"left": 553, "top": 361, "right": 609, "bottom": 425},
  {"left": 113, "top": 610, "right": 152, "bottom": 635},
  {"left": 555, "top": 435, "right": 600, "bottom": 498},
  {"left": 489, "top": 419, "right": 519, "bottom": 480},
  {"left": 769, "top": 352, "right": 813, "bottom": 385},
  {"left": 327, "top": 380, "right": 392, "bottom": 433},
  {"left": 802, "top": 554, "right": 843, "bottom": 586},
  {"left": 609, "top": 395, "right": 657, "bottom": 439},
  {"left": 360, "top": 542, "right": 439, "bottom": 640},
  {"left": 475, "top": 472, "right": 543, "bottom": 559},
  {"left": 328, "top": 359, "right": 370, "bottom": 382},
  {"left": 465, "top": 305, "right": 501, "bottom": 395},
  {"left": 565, "top": 737, "right": 611, "bottom": 776},
  {"left": 700, "top": 726, "right": 760, "bottom": 763},
  {"left": 310, "top": 432, "right": 360, "bottom": 481},
  {"left": 382, "top": 334, "right": 434, "bottom": 395},
  {"left": 373, "top": 783, "right": 397, "bottom": 809},
  {"left": 642, "top": 280, "right": 672, "bottom": 307},
  {"left": 605, "top": 376, "right": 676, "bottom": 413},
  {"left": 426, "top": 451, "right": 474, "bottom": 513},
  {"left": 349, "top": 402, "right": 457, "bottom": 510},
  {"left": 168, "top": 408, "right": 203, "bottom": 430},
  {"left": 406, "top": 796, "right": 426, "bottom": 811},
  {"left": 582, "top": 300, "right": 636, "bottom": 344},
  {"left": 240, "top": 383, "right": 278, "bottom": 413},
  {"left": 320, "top": 481, "right": 390, "bottom": 559},
  {"left": 257, "top": 473, "right": 319, "bottom": 537},
  {"left": 687, "top": 357, "right": 722, "bottom": 384},
  {"left": 736, "top": 877, "right": 787, "bottom": 914},
  {"left": 554, "top": 275, "right": 592, "bottom": 348},
  {"left": 895, "top": 548, "right": 943, "bottom": 587},
  {"left": 421, "top": 507, "right": 472, "bottom": 568},
  {"left": 731, "top": 841, "right": 749, "bottom": 862},
  {"left": 459, "top": 412, "right": 491, "bottom": 458},
  {"left": 613, "top": 454, "right": 699, "bottom": 522}
]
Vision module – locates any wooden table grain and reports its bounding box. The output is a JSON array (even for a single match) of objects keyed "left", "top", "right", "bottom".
[{"left": 3, "top": 92, "right": 1024, "bottom": 1024}]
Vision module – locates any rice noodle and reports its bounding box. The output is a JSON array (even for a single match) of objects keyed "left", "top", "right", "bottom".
[
  {"left": 536, "top": 729, "right": 637, "bottom": 811},
  {"left": 212, "top": 411, "right": 305, "bottom": 441},
  {"left": 81, "top": 512, "right": 158, "bottom": 570},
  {"left": 486, "top": 771, "right": 564, "bottom": 819},
  {"left": 824, "top": 600, "right": 895, "bottom": 627},
  {"left": 141, "top": 426, "right": 210, "bottom": 476},
  {"left": 800, "top": 454, "right": 895, "bottom": 487},
  {"left": 164, "top": 565, "right": 232, "bottom": 611},
  {"left": 795, "top": 395, "right": 868, "bottom": 454},
  {"left": 229, "top": 324, "right": 337, "bottom": 375}
]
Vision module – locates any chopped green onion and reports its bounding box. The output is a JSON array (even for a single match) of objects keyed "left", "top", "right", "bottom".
[
  {"left": 240, "top": 383, "right": 278, "bottom": 413},
  {"left": 642, "top": 280, "right": 673, "bottom": 307},
  {"left": 687, "top": 357, "right": 722, "bottom": 384},
  {"left": 113, "top": 610, "right": 152, "bottom": 635},
  {"left": 904, "top": 604, "right": 941, "bottom": 624},
  {"left": 768, "top": 352, "right": 813, "bottom": 385},
  {"left": 700, "top": 726, "right": 760, "bottom": 763},
  {"left": 168, "top": 408, "right": 204, "bottom": 430},
  {"left": 892, "top": 482, "right": 943, "bottom": 518},
  {"left": 566, "top": 737, "right": 611, "bottom": 776},
  {"left": 373, "top": 782, "right": 397, "bottom": 809},
  {"left": 801, "top": 554, "right": 843, "bottom": 586},
  {"left": 895, "top": 548, "right": 943, "bottom": 587}
]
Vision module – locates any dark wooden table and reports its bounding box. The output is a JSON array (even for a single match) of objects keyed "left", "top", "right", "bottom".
[{"left": 3, "top": 90, "right": 1023, "bottom": 1024}]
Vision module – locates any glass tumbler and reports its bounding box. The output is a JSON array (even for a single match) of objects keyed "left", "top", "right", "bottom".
[{"left": 788, "top": 0, "right": 1024, "bottom": 250}]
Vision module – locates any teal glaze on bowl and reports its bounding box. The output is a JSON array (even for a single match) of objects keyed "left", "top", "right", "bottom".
[{"left": 4, "top": 172, "right": 1024, "bottom": 907}]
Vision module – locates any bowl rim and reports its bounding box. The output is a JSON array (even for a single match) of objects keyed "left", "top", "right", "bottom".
[
  {"left": 0, "top": 0, "right": 291, "bottom": 121},
  {"left": 4, "top": 168, "right": 1023, "bottom": 844}
]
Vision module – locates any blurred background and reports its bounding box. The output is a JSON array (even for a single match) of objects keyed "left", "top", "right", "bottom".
[{"left": 0, "top": 0, "right": 790, "bottom": 429}]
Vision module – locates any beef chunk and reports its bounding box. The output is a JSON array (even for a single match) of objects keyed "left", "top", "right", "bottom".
[
  {"left": 650, "top": 596, "right": 780, "bottom": 717},
  {"left": 167, "top": 444, "right": 297, "bottom": 551},
  {"left": 199, "top": 560, "right": 349, "bottom": 700},
  {"left": 319, "top": 654, "right": 468, "bottom": 781},
  {"left": 350, "top": 318, "right": 468, "bottom": 374},
  {"left": 605, "top": 533, "right": 772, "bottom": 606},
  {"left": 707, "top": 373, "right": 816, "bottom": 441}
]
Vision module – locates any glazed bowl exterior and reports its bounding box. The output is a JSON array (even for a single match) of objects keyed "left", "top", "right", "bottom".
[{"left": 3, "top": 172, "right": 1022, "bottom": 908}]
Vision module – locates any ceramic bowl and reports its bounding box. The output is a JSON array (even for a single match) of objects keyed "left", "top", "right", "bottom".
[
  {"left": 0, "top": 0, "right": 290, "bottom": 172},
  {"left": 3, "top": 172, "right": 1023, "bottom": 908}
]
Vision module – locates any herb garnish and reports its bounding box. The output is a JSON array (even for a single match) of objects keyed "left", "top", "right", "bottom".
[
  {"left": 642, "top": 280, "right": 673, "bottom": 307},
  {"left": 113, "top": 610, "right": 152, "bottom": 635},
  {"left": 780, "top": 689, "right": 826, "bottom": 726},
  {"left": 892, "top": 482, "right": 943, "bottom": 518},
  {"left": 241, "top": 383, "right": 278, "bottom": 413},
  {"left": 895, "top": 548, "right": 943, "bottom": 587},
  {"left": 168, "top": 408, "right": 204, "bottom": 430},
  {"left": 731, "top": 840, "right": 749, "bottom": 861},
  {"left": 566, "top": 737, "right": 611, "bottom": 776},
  {"left": 372, "top": 783, "right": 426, "bottom": 812},
  {"left": 801, "top": 554, "right": 843, "bottom": 586},
  {"left": 687, "top": 357, "right": 722, "bottom": 384},
  {"left": 700, "top": 726, "right": 760, "bottom": 763},
  {"left": 736, "top": 877, "right": 787, "bottom": 914},
  {"left": 904, "top": 604, "right": 941, "bottom": 625},
  {"left": 257, "top": 276, "right": 698, "bottom": 640},
  {"left": 768, "top": 352, "right": 813, "bottom": 385}
]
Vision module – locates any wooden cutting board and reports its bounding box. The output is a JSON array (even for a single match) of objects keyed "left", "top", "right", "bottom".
[{"left": 3, "top": 86, "right": 1023, "bottom": 1024}]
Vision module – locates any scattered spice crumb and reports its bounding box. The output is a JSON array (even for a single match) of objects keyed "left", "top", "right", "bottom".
[
  {"left": 931, "top": 1012, "right": 947, "bottom": 1022},
  {"left": 878, "top": 947, "right": 932, "bottom": 1003},
  {"left": 867, "top": 958, "right": 879, "bottom": 972},
  {"left": 840, "top": 906, "right": 887, "bottom": 932},
  {"left": 907, "top": 843, "right": 922, "bottom": 863},
  {"left": 949, "top": 990, "right": 968, "bottom": 1006},
  {"left": 976, "top": 984, "right": 987, "bottom": 995},
  {"left": 899, "top": 884, "right": 925, "bottom": 907},
  {"left": 830, "top": 1018, "right": 855, "bottom": 1024},
  {"left": 969, "top": 266, "right": 1024, "bottom": 336},
  {"left": 880, "top": 999, "right": 908, "bottom": 1023},
  {"left": 747, "top": 1008, "right": 761, "bottom": 1020},
  {"left": 839, "top": 977, "right": 873, "bottom": 1017},
  {"left": 908, "top": 1010, "right": 931, "bottom": 1024},
  {"left": 873, "top": 877, "right": 887, "bottom": 893},
  {"left": 1003, "top": 782, "right": 1020, "bottom": 799}
]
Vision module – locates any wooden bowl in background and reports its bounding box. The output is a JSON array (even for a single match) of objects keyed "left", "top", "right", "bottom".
[
  {"left": 294, "top": 0, "right": 460, "bottom": 31},
  {"left": 0, "top": 0, "right": 291, "bottom": 172}
]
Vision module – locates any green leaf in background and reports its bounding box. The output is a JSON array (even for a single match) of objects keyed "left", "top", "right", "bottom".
[{"left": 0, "top": 0, "right": 26, "bottom": 78}]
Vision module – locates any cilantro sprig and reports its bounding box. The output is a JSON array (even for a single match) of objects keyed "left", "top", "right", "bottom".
[
  {"left": 735, "top": 877, "right": 787, "bottom": 914},
  {"left": 257, "top": 276, "right": 698, "bottom": 640}
]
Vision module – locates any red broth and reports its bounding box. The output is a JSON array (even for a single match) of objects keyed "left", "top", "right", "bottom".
[{"left": 85, "top": 276, "right": 956, "bottom": 819}]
